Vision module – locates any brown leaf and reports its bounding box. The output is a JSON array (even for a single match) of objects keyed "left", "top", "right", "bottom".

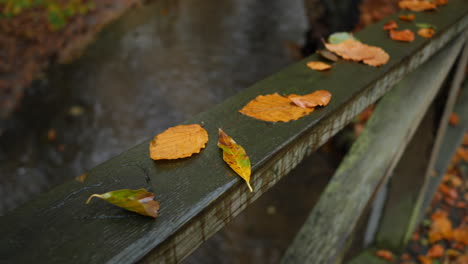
[
  {"left": 453, "top": 226, "right": 468, "bottom": 245},
  {"left": 399, "top": 14, "right": 416, "bottom": 21},
  {"left": 449, "top": 113, "right": 460, "bottom": 126},
  {"left": 399, "top": 1, "right": 437, "bottom": 11},
  {"left": 418, "top": 28, "right": 436, "bottom": 38},
  {"left": 439, "top": 183, "right": 458, "bottom": 199},
  {"left": 239, "top": 93, "right": 314, "bottom": 122},
  {"left": 307, "top": 61, "right": 332, "bottom": 71},
  {"left": 317, "top": 49, "right": 339, "bottom": 62},
  {"left": 429, "top": 210, "right": 453, "bottom": 243},
  {"left": 86, "top": 189, "right": 160, "bottom": 218},
  {"left": 288, "top": 90, "right": 332, "bottom": 108},
  {"left": 324, "top": 39, "right": 390, "bottom": 66},
  {"left": 428, "top": 244, "right": 444, "bottom": 258},
  {"left": 390, "top": 29, "right": 415, "bottom": 42},
  {"left": 456, "top": 255, "right": 468, "bottom": 264},
  {"left": 75, "top": 172, "right": 88, "bottom": 183},
  {"left": 149, "top": 124, "right": 209, "bottom": 160},
  {"left": 376, "top": 250, "right": 394, "bottom": 261},
  {"left": 418, "top": 255, "right": 433, "bottom": 264},
  {"left": 457, "top": 147, "right": 468, "bottom": 161},
  {"left": 383, "top": 20, "right": 398, "bottom": 30}
]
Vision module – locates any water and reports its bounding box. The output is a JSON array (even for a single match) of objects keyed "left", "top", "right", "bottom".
[{"left": 0, "top": 0, "right": 307, "bottom": 215}]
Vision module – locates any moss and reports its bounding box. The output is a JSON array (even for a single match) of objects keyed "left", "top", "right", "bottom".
[{"left": 0, "top": 0, "right": 95, "bottom": 29}]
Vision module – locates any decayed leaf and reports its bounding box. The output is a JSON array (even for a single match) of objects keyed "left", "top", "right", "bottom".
[
  {"left": 75, "top": 172, "right": 88, "bottom": 183},
  {"left": 324, "top": 39, "right": 390, "bottom": 66},
  {"left": 328, "top": 32, "right": 358, "bottom": 44},
  {"left": 399, "top": 1, "right": 437, "bottom": 11},
  {"left": 375, "top": 250, "right": 394, "bottom": 261},
  {"left": 383, "top": 20, "right": 398, "bottom": 30},
  {"left": 149, "top": 124, "right": 208, "bottom": 160},
  {"left": 86, "top": 188, "right": 160, "bottom": 218},
  {"left": 399, "top": 14, "right": 415, "bottom": 21},
  {"left": 317, "top": 49, "right": 339, "bottom": 62},
  {"left": 389, "top": 29, "right": 415, "bottom": 42},
  {"left": 288, "top": 90, "right": 332, "bottom": 108},
  {"left": 307, "top": 61, "right": 332, "bottom": 71},
  {"left": 418, "top": 28, "right": 436, "bottom": 38},
  {"left": 239, "top": 93, "right": 314, "bottom": 122},
  {"left": 218, "top": 129, "right": 253, "bottom": 192}
]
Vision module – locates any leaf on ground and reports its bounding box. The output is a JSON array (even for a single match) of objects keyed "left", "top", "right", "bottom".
[
  {"left": 328, "top": 32, "right": 359, "bottom": 44},
  {"left": 453, "top": 226, "right": 468, "bottom": 245},
  {"left": 418, "top": 255, "right": 433, "bottom": 264},
  {"left": 449, "top": 113, "right": 459, "bottom": 126},
  {"left": 288, "top": 90, "right": 332, "bottom": 108},
  {"left": 324, "top": 38, "right": 389, "bottom": 66},
  {"left": 383, "top": 20, "right": 398, "bottom": 30},
  {"left": 456, "top": 147, "right": 468, "bottom": 162},
  {"left": 239, "top": 93, "right": 314, "bottom": 122},
  {"left": 389, "top": 29, "right": 415, "bottom": 42},
  {"left": 376, "top": 249, "right": 394, "bottom": 261},
  {"left": 418, "top": 28, "right": 436, "bottom": 38},
  {"left": 86, "top": 189, "right": 160, "bottom": 218},
  {"left": 427, "top": 244, "right": 444, "bottom": 258},
  {"left": 218, "top": 129, "right": 252, "bottom": 192},
  {"left": 149, "top": 124, "right": 208, "bottom": 160},
  {"left": 399, "top": 1, "right": 437, "bottom": 11},
  {"left": 429, "top": 210, "right": 453, "bottom": 243},
  {"left": 399, "top": 14, "right": 415, "bottom": 21},
  {"left": 307, "top": 61, "right": 331, "bottom": 71},
  {"left": 317, "top": 49, "right": 339, "bottom": 62}
]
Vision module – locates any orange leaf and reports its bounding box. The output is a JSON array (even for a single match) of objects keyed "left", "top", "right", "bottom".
[
  {"left": 390, "top": 29, "right": 415, "bottom": 42},
  {"left": 429, "top": 210, "right": 453, "bottom": 243},
  {"left": 418, "top": 28, "right": 436, "bottom": 38},
  {"left": 86, "top": 189, "right": 160, "bottom": 218},
  {"left": 453, "top": 226, "right": 468, "bottom": 245},
  {"left": 456, "top": 255, "right": 468, "bottom": 264},
  {"left": 418, "top": 256, "right": 433, "bottom": 264},
  {"left": 218, "top": 129, "right": 253, "bottom": 192},
  {"left": 439, "top": 183, "right": 458, "bottom": 199},
  {"left": 376, "top": 250, "right": 394, "bottom": 261},
  {"left": 457, "top": 147, "right": 468, "bottom": 162},
  {"left": 449, "top": 113, "right": 460, "bottom": 126},
  {"left": 324, "top": 38, "right": 390, "bottom": 66},
  {"left": 149, "top": 124, "right": 208, "bottom": 160},
  {"left": 399, "top": 14, "right": 415, "bottom": 21},
  {"left": 435, "top": 0, "right": 448, "bottom": 6},
  {"left": 75, "top": 172, "right": 88, "bottom": 183},
  {"left": 239, "top": 93, "right": 314, "bottom": 122},
  {"left": 288, "top": 90, "right": 332, "bottom": 109},
  {"left": 399, "top": 1, "right": 437, "bottom": 11},
  {"left": 428, "top": 244, "right": 444, "bottom": 258},
  {"left": 307, "top": 61, "right": 332, "bottom": 71},
  {"left": 383, "top": 20, "right": 398, "bottom": 30}
]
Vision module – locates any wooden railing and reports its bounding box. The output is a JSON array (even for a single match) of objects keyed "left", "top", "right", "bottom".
[{"left": 1, "top": 1, "right": 467, "bottom": 263}]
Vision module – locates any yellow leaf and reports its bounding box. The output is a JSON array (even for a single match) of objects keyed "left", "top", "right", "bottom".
[
  {"left": 218, "top": 129, "right": 253, "bottom": 192},
  {"left": 149, "top": 124, "right": 208, "bottom": 160},
  {"left": 307, "top": 61, "right": 332, "bottom": 71}
]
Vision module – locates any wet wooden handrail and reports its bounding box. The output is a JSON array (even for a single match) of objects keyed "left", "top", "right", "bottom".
[{"left": 1, "top": 1, "right": 468, "bottom": 263}]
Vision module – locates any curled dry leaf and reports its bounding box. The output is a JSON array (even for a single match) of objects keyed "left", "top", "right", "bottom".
[
  {"left": 307, "top": 61, "right": 332, "bottom": 71},
  {"left": 418, "top": 28, "right": 436, "bottom": 38},
  {"left": 375, "top": 250, "right": 394, "bottom": 261},
  {"left": 239, "top": 93, "right": 314, "bottom": 122},
  {"left": 149, "top": 124, "right": 208, "bottom": 160},
  {"left": 399, "top": 14, "right": 415, "bottom": 21},
  {"left": 218, "top": 129, "right": 253, "bottom": 192},
  {"left": 399, "top": 1, "right": 437, "bottom": 11},
  {"left": 383, "top": 20, "right": 398, "bottom": 30},
  {"left": 324, "top": 39, "right": 389, "bottom": 66},
  {"left": 390, "top": 29, "right": 415, "bottom": 42},
  {"left": 86, "top": 188, "right": 160, "bottom": 218},
  {"left": 288, "top": 90, "right": 332, "bottom": 108},
  {"left": 317, "top": 49, "right": 339, "bottom": 62}
]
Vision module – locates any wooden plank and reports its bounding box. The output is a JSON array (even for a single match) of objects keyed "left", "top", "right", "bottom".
[
  {"left": 375, "top": 41, "right": 468, "bottom": 252},
  {"left": 281, "top": 34, "right": 466, "bottom": 264},
  {"left": 1, "top": 3, "right": 468, "bottom": 263}
]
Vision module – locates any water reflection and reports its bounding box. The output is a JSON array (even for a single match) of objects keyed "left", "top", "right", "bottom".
[{"left": 0, "top": 0, "right": 307, "bottom": 214}]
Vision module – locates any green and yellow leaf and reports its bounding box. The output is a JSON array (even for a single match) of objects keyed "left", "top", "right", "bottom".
[
  {"left": 86, "top": 188, "right": 160, "bottom": 218},
  {"left": 217, "top": 129, "right": 253, "bottom": 192}
]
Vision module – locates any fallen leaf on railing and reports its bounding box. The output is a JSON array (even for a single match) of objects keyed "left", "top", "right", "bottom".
[
  {"left": 389, "top": 29, "right": 415, "bottom": 42},
  {"left": 288, "top": 90, "right": 332, "bottom": 108},
  {"left": 418, "top": 28, "right": 436, "bottom": 38},
  {"left": 327, "top": 32, "right": 359, "bottom": 44},
  {"left": 86, "top": 189, "right": 160, "bottom": 218},
  {"left": 383, "top": 20, "right": 398, "bottom": 30},
  {"left": 435, "top": 0, "right": 448, "bottom": 6},
  {"left": 239, "top": 93, "right": 314, "bottom": 122},
  {"left": 399, "top": 1, "right": 437, "bottom": 11},
  {"left": 399, "top": 14, "right": 415, "bottom": 21},
  {"left": 218, "top": 129, "right": 253, "bottom": 192},
  {"left": 307, "top": 61, "right": 331, "bottom": 71},
  {"left": 316, "top": 49, "right": 339, "bottom": 62},
  {"left": 149, "top": 124, "right": 208, "bottom": 160},
  {"left": 324, "top": 38, "right": 389, "bottom": 66},
  {"left": 375, "top": 249, "right": 394, "bottom": 261},
  {"left": 416, "top": 23, "right": 437, "bottom": 29}
]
